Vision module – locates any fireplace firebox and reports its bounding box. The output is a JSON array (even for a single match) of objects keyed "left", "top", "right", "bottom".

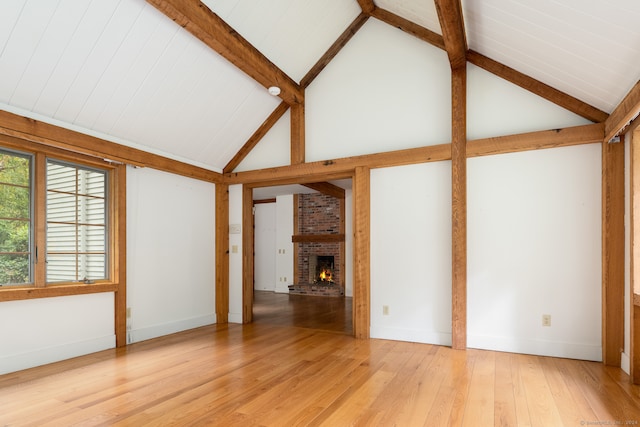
[{"left": 310, "top": 255, "right": 334, "bottom": 283}]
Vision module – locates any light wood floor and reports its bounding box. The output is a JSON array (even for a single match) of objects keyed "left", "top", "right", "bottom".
[{"left": 1, "top": 293, "right": 639, "bottom": 426}]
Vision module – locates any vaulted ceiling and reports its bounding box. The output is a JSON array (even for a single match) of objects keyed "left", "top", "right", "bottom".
[{"left": 1, "top": 0, "right": 639, "bottom": 173}]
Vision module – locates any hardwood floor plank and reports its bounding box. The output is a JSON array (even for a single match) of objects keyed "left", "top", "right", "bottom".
[
  {"left": 493, "top": 352, "right": 518, "bottom": 427},
  {"left": 462, "top": 349, "right": 496, "bottom": 426},
  {"left": 1, "top": 295, "right": 640, "bottom": 426},
  {"left": 519, "top": 355, "right": 565, "bottom": 426}
]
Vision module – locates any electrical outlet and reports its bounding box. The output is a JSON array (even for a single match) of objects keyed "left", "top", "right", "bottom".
[
  {"left": 542, "top": 314, "right": 551, "bottom": 327},
  {"left": 383, "top": 305, "right": 389, "bottom": 316}
]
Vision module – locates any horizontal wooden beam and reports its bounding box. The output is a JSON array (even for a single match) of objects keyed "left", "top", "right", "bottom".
[
  {"left": 605, "top": 80, "right": 640, "bottom": 143},
  {"left": 292, "top": 234, "right": 345, "bottom": 243},
  {"left": 467, "top": 51, "right": 609, "bottom": 124},
  {"left": 226, "top": 123, "right": 602, "bottom": 187},
  {"left": 147, "top": 0, "right": 303, "bottom": 105},
  {"left": 226, "top": 143, "right": 451, "bottom": 186},
  {"left": 0, "top": 110, "right": 221, "bottom": 183},
  {"left": 0, "top": 283, "right": 117, "bottom": 302},
  {"left": 467, "top": 123, "right": 604, "bottom": 157}
]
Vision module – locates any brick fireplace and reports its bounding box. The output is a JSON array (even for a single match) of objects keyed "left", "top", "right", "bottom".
[{"left": 289, "top": 192, "right": 344, "bottom": 297}]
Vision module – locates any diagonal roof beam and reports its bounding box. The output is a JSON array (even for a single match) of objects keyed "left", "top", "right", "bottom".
[
  {"left": 468, "top": 51, "right": 609, "bottom": 123},
  {"left": 223, "top": 101, "right": 290, "bottom": 174},
  {"left": 147, "top": 0, "right": 303, "bottom": 105},
  {"left": 434, "top": 0, "right": 467, "bottom": 70},
  {"left": 605, "top": 80, "right": 640, "bottom": 142},
  {"left": 370, "top": 8, "right": 445, "bottom": 49},
  {"left": 301, "top": 13, "right": 369, "bottom": 89}
]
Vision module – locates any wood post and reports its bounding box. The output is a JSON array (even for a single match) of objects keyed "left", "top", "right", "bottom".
[
  {"left": 451, "top": 66, "right": 467, "bottom": 350},
  {"left": 114, "top": 164, "right": 127, "bottom": 347},
  {"left": 602, "top": 135, "right": 625, "bottom": 366},
  {"left": 215, "top": 183, "right": 229, "bottom": 324},
  {"left": 353, "top": 166, "right": 370, "bottom": 339},
  {"left": 630, "top": 128, "right": 640, "bottom": 382},
  {"left": 242, "top": 185, "right": 254, "bottom": 323}
]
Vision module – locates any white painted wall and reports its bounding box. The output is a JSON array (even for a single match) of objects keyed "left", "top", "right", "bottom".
[
  {"left": 0, "top": 293, "right": 114, "bottom": 375},
  {"left": 275, "top": 195, "right": 294, "bottom": 293},
  {"left": 235, "top": 110, "right": 290, "bottom": 172},
  {"left": 467, "top": 144, "right": 602, "bottom": 361},
  {"left": 126, "top": 166, "right": 216, "bottom": 342},
  {"left": 305, "top": 18, "right": 451, "bottom": 161},
  {"left": 254, "top": 203, "right": 277, "bottom": 291},
  {"left": 370, "top": 162, "right": 452, "bottom": 345},
  {"left": 467, "top": 63, "right": 591, "bottom": 140}
]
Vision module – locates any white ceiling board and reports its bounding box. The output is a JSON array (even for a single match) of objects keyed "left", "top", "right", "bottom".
[
  {"left": 464, "top": 0, "right": 640, "bottom": 113},
  {"left": 203, "top": 0, "right": 362, "bottom": 82},
  {"left": 375, "top": 0, "right": 442, "bottom": 35},
  {"left": 0, "top": 0, "right": 281, "bottom": 172}
]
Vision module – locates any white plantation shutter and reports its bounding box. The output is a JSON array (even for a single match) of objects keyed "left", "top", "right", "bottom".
[{"left": 46, "top": 161, "right": 107, "bottom": 283}]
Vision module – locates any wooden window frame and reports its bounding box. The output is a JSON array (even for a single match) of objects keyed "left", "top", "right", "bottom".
[{"left": 0, "top": 135, "right": 122, "bottom": 302}]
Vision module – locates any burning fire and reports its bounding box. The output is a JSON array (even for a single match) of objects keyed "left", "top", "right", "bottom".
[{"left": 319, "top": 268, "right": 333, "bottom": 282}]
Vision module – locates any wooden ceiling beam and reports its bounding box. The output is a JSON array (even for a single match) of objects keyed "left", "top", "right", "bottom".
[
  {"left": 302, "top": 182, "right": 345, "bottom": 199},
  {"left": 301, "top": 13, "right": 369, "bottom": 89},
  {"left": 147, "top": 0, "right": 303, "bottom": 105},
  {"left": 434, "top": 0, "right": 467, "bottom": 70},
  {"left": 225, "top": 123, "right": 603, "bottom": 186},
  {"left": 223, "top": 102, "right": 289, "bottom": 174},
  {"left": 370, "top": 8, "right": 445, "bottom": 50},
  {"left": 357, "top": 0, "right": 375, "bottom": 15},
  {"left": 468, "top": 51, "right": 609, "bottom": 124},
  {"left": 605, "top": 80, "right": 640, "bottom": 143}
]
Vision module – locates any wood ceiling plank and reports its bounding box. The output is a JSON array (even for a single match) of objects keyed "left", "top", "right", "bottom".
[
  {"left": 468, "top": 51, "right": 609, "bottom": 124},
  {"left": 147, "top": 0, "right": 303, "bottom": 105},
  {"left": 371, "top": 8, "right": 445, "bottom": 50},
  {"left": 223, "top": 102, "right": 289, "bottom": 174},
  {"left": 605, "top": 80, "right": 640, "bottom": 143},
  {"left": 434, "top": 0, "right": 467, "bottom": 70}
]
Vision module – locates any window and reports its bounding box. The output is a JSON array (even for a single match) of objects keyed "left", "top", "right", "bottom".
[
  {"left": 46, "top": 161, "right": 107, "bottom": 283},
  {"left": 0, "top": 143, "right": 117, "bottom": 294},
  {"left": 0, "top": 149, "right": 32, "bottom": 286}
]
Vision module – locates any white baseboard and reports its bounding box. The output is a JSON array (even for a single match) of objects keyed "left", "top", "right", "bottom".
[
  {"left": 0, "top": 335, "right": 115, "bottom": 375},
  {"left": 621, "top": 351, "right": 630, "bottom": 374},
  {"left": 468, "top": 334, "right": 602, "bottom": 361},
  {"left": 129, "top": 314, "right": 216, "bottom": 343},
  {"left": 370, "top": 326, "right": 452, "bottom": 347},
  {"left": 228, "top": 312, "right": 243, "bottom": 323}
]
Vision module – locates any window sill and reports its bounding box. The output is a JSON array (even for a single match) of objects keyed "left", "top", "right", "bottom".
[{"left": 0, "top": 282, "right": 118, "bottom": 302}]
